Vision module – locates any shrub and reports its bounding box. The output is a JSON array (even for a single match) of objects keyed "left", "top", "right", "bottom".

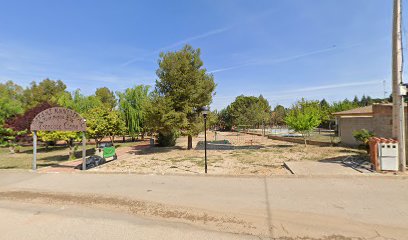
[
  {"left": 158, "top": 130, "right": 179, "bottom": 147},
  {"left": 352, "top": 129, "right": 374, "bottom": 145}
]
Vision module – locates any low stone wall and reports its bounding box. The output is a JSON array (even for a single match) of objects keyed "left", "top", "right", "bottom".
[
  {"left": 267, "top": 135, "right": 335, "bottom": 147},
  {"left": 238, "top": 131, "right": 335, "bottom": 147}
]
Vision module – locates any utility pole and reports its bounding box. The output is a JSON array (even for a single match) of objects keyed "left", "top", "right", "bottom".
[{"left": 392, "top": 0, "right": 406, "bottom": 172}]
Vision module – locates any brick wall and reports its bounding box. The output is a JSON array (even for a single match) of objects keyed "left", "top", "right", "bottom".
[
  {"left": 338, "top": 117, "right": 374, "bottom": 145},
  {"left": 338, "top": 105, "right": 408, "bottom": 146}
]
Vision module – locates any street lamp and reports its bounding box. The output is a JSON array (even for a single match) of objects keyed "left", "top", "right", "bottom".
[{"left": 201, "top": 106, "right": 209, "bottom": 173}]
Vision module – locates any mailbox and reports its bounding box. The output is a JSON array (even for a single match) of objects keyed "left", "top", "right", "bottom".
[{"left": 378, "top": 143, "right": 398, "bottom": 171}]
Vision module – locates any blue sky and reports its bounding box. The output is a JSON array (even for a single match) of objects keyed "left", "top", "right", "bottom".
[{"left": 0, "top": 0, "right": 407, "bottom": 109}]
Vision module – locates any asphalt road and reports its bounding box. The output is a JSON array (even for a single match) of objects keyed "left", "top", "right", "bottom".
[{"left": 0, "top": 172, "right": 407, "bottom": 240}]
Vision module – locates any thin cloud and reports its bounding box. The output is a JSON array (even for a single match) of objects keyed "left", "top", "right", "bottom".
[
  {"left": 278, "top": 80, "right": 382, "bottom": 95},
  {"left": 121, "top": 27, "right": 230, "bottom": 67},
  {"left": 121, "top": 8, "right": 279, "bottom": 67},
  {"left": 209, "top": 43, "right": 364, "bottom": 74},
  {"left": 213, "top": 80, "right": 383, "bottom": 100},
  {"left": 152, "top": 27, "right": 230, "bottom": 55}
]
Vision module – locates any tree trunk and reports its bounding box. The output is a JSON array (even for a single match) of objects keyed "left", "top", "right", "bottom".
[
  {"left": 122, "top": 135, "right": 125, "bottom": 143},
  {"left": 187, "top": 135, "right": 193, "bottom": 150}
]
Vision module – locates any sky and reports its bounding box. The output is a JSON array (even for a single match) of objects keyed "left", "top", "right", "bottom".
[{"left": 1, "top": 0, "right": 408, "bottom": 110}]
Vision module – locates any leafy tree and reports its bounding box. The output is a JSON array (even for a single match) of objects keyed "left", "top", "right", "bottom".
[
  {"left": 352, "top": 96, "right": 359, "bottom": 106},
  {"left": 257, "top": 95, "right": 272, "bottom": 126},
  {"left": 320, "top": 99, "right": 329, "bottom": 109},
  {"left": 227, "top": 95, "right": 271, "bottom": 128},
  {"left": 153, "top": 44, "right": 216, "bottom": 148},
  {"left": 22, "top": 79, "right": 68, "bottom": 109},
  {"left": 0, "top": 126, "right": 26, "bottom": 153},
  {"left": 217, "top": 108, "right": 233, "bottom": 130},
  {"left": 207, "top": 110, "right": 219, "bottom": 129},
  {"left": 271, "top": 105, "right": 287, "bottom": 126},
  {"left": 366, "top": 96, "right": 373, "bottom": 106},
  {"left": 285, "top": 99, "right": 323, "bottom": 146},
  {"left": 95, "top": 87, "right": 117, "bottom": 110},
  {"left": 5, "top": 102, "right": 55, "bottom": 131},
  {"left": 84, "top": 108, "right": 126, "bottom": 145},
  {"left": 329, "top": 100, "right": 358, "bottom": 114},
  {"left": 117, "top": 85, "right": 150, "bottom": 140},
  {"left": 57, "top": 90, "right": 103, "bottom": 114},
  {"left": 0, "top": 81, "right": 24, "bottom": 124},
  {"left": 37, "top": 131, "right": 81, "bottom": 159}
]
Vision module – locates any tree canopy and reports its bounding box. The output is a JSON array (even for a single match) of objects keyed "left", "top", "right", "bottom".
[
  {"left": 285, "top": 99, "right": 323, "bottom": 145},
  {"left": 95, "top": 87, "right": 117, "bottom": 110},
  {"left": 152, "top": 44, "right": 216, "bottom": 148},
  {"left": 285, "top": 99, "right": 323, "bottom": 146},
  {"left": 118, "top": 85, "right": 151, "bottom": 139},
  {"left": 220, "top": 95, "right": 271, "bottom": 129},
  {"left": 0, "top": 81, "right": 24, "bottom": 124},
  {"left": 22, "top": 79, "right": 68, "bottom": 109}
]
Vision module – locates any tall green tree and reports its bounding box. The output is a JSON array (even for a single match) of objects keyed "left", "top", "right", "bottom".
[
  {"left": 271, "top": 105, "right": 287, "bottom": 126},
  {"left": 227, "top": 95, "right": 271, "bottom": 128},
  {"left": 352, "top": 96, "right": 359, "bottom": 106},
  {"left": 58, "top": 89, "right": 103, "bottom": 114},
  {"left": 285, "top": 99, "right": 323, "bottom": 146},
  {"left": 23, "top": 79, "right": 68, "bottom": 109},
  {"left": 153, "top": 44, "right": 216, "bottom": 148},
  {"left": 84, "top": 108, "right": 126, "bottom": 145},
  {"left": 0, "top": 81, "right": 24, "bottom": 124},
  {"left": 95, "top": 87, "right": 117, "bottom": 110},
  {"left": 117, "top": 85, "right": 151, "bottom": 140},
  {"left": 217, "top": 108, "right": 233, "bottom": 130},
  {"left": 37, "top": 131, "right": 81, "bottom": 159}
]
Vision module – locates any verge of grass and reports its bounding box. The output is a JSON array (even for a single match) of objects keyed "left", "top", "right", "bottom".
[{"left": 0, "top": 141, "right": 142, "bottom": 170}]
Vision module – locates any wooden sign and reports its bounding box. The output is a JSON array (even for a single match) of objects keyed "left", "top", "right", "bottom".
[{"left": 30, "top": 107, "right": 86, "bottom": 131}]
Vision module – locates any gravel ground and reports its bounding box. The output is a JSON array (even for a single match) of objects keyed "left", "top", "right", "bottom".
[{"left": 92, "top": 131, "right": 366, "bottom": 176}]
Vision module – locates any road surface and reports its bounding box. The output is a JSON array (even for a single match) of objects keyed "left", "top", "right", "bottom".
[{"left": 0, "top": 172, "right": 407, "bottom": 239}]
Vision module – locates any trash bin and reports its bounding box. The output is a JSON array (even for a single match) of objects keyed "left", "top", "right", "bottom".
[{"left": 150, "top": 138, "right": 155, "bottom": 146}]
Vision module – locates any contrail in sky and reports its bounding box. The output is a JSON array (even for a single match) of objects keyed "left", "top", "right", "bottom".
[
  {"left": 121, "top": 27, "right": 230, "bottom": 67},
  {"left": 209, "top": 43, "right": 363, "bottom": 74},
  {"left": 121, "top": 8, "right": 279, "bottom": 67},
  {"left": 213, "top": 80, "right": 383, "bottom": 100}
]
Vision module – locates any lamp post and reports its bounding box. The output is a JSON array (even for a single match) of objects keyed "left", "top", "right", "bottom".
[{"left": 201, "top": 106, "right": 209, "bottom": 174}]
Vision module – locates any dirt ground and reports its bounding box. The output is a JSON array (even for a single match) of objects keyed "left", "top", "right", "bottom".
[{"left": 93, "top": 131, "right": 366, "bottom": 176}]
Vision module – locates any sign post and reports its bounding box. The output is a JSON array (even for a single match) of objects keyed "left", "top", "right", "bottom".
[
  {"left": 32, "top": 130, "right": 37, "bottom": 171},
  {"left": 82, "top": 131, "right": 86, "bottom": 171}
]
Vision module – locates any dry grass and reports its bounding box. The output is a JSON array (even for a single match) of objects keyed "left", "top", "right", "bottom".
[
  {"left": 94, "top": 131, "right": 366, "bottom": 176},
  {"left": 0, "top": 141, "right": 142, "bottom": 169}
]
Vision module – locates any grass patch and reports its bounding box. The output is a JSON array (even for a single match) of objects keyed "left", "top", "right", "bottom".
[{"left": 0, "top": 142, "right": 140, "bottom": 169}]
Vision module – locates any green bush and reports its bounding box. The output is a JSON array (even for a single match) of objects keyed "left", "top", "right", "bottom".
[
  {"left": 158, "top": 130, "right": 179, "bottom": 147},
  {"left": 352, "top": 129, "right": 374, "bottom": 145}
]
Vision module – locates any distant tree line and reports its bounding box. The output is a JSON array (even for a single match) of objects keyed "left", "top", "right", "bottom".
[{"left": 217, "top": 94, "right": 388, "bottom": 130}]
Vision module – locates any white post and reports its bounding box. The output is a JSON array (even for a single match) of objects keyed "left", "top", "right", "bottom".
[
  {"left": 32, "top": 130, "right": 37, "bottom": 171},
  {"left": 82, "top": 131, "right": 86, "bottom": 170},
  {"left": 392, "top": 0, "right": 406, "bottom": 171}
]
